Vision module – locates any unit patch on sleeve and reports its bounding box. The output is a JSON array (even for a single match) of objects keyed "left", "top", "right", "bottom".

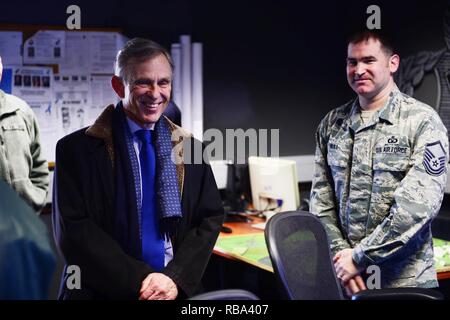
[{"left": 423, "top": 141, "right": 447, "bottom": 176}]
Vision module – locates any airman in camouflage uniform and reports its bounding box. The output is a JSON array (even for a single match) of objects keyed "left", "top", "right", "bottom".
[{"left": 310, "top": 31, "right": 448, "bottom": 290}]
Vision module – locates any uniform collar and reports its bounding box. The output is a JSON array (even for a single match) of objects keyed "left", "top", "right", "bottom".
[
  {"left": 377, "top": 85, "right": 401, "bottom": 125},
  {"left": 347, "top": 85, "right": 401, "bottom": 133}
]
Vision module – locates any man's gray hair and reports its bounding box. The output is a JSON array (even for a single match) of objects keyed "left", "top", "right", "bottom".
[{"left": 114, "top": 38, "right": 174, "bottom": 83}]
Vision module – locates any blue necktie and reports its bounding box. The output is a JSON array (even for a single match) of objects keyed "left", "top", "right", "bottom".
[{"left": 135, "top": 129, "right": 164, "bottom": 271}]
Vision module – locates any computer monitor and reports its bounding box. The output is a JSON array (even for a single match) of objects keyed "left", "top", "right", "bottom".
[
  {"left": 210, "top": 160, "right": 252, "bottom": 214},
  {"left": 248, "top": 156, "right": 300, "bottom": 217}
]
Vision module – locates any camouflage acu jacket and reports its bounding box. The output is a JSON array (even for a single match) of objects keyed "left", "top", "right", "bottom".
[{"left": 310, "top": 87, "right": 448, "bottom": 288}]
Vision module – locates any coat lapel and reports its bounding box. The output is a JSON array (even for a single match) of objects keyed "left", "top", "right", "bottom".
[
  {"left": 85, "top": 105, "right": 115, "bottom": 210},
  {"left": 163, "top": 115, "right": 193, "bottom": 198}
]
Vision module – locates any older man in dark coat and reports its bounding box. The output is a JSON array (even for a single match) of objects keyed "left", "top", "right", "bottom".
[{"left": 53, "top": 38, "right": 224, "bottom": 300}]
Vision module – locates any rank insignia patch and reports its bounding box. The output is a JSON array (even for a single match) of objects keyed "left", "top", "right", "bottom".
[{"left": 423, "top": 141, "right": 446, "bottom": 176}]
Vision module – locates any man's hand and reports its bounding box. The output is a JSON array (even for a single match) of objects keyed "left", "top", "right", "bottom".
[
  {"left": 333, "top": 248, "right": 362, "bottom": 284},
  {"left": 139, "top": 273, "right": 178, "bottom": 300},
  {"left": 343, "top": 275, "right": 367, "bottom": 297}
]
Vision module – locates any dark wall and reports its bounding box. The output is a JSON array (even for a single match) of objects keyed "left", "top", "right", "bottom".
[
  {"left": 193, "top": 0, "right": 449, "bottom": 156},
  {"left": 1, "top": 0, "right": 448, "bottom": 155}
]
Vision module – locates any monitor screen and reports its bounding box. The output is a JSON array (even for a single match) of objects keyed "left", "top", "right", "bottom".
[{"left": 248, "top": 156, "right": 300, "bottom": 215}]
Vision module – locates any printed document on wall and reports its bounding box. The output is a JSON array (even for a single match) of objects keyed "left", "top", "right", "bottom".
[
  {"left": 89, "top": 32, "right": 118, "bottom": 74},
  {"left": 11, "top": 66, "right": 56, "bottom": 162},
  {"left": 53, "top": 74, "right": 91, "bottom": 138},
  {"left": 23, "top": 30, "right": 65, "bottom": 65},
  {"left": 0, "top": 31, "right": 23, "bottom": 66},
  {"left": 59, "top": 31, "right": 90, "bottom": 74},
  {"left": 90, "top": 75, "right": 118, "bottom": 122}
]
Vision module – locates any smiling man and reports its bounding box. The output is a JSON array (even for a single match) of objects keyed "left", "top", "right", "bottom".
[
  {"left": 53, "top": 38, "right": 224, "bottom": 300},
  {"left": 310, "top": 31, "right": 449, "bottom": 296}
]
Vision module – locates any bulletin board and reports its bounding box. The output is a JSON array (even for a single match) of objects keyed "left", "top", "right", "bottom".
[{"left": 0, "top": 25, "right": 127, "bottom": 167}]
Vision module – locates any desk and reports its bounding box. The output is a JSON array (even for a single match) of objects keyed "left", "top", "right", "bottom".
[
  {"left": 207, "top": 217, "right": 278, "bottom": 299},
  {"left": 213, "top": 219, "right": 450, "bottom": 281},
  {"left": 214, "top": 217, "right": 272, "bottom": 272}
]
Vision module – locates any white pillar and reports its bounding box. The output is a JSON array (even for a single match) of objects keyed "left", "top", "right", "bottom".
[
  {"left": 192, "top": 42, "right": 203, "bottom": 141},
  {"left": 180, "top": 35, "right": 192, "bottom": 132},
  {"left": 170, "top": 43, "right": 182, "bottom": 108}
]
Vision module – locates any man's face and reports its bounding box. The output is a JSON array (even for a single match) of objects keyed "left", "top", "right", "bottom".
[
  {"left": 346, "top": 38, "right": 398, "bottom": 100},
  {"left": 121, "top": 54, "right": 172, "bottom": 127}
]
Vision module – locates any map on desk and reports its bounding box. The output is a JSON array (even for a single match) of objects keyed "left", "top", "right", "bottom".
[
  {"left": 215, "top": 235, "right": 450, "bottom": 274},
  {"left": 434, "top": 238, "right": 450, "bottom": 272},
  {"left": 214, "top": 234, "right": 273, "bottom": 272}
]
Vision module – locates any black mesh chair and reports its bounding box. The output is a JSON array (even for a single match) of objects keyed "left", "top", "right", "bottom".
[
  {"left": 265, "top": 211, "right": 443, "bottom": 300},
  {"left": 188, "top": 289, "right": 260, "bottom": 300}
]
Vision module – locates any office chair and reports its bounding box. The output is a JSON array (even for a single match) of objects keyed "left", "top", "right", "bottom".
[
  {"left": 188, "top": 289, "right": 260, "bottom": 300},
  {"left": 265, "top": 211, "right": 444, "bottom": 300}
]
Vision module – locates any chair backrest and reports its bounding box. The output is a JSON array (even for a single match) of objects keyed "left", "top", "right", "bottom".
[
  {"left": 352, "top": 287, "right": 444, "bottom": 300},
  {"left": 265, "top": 210, "right": 344, "bottom": 300},
  {"left": 188, "top": 289, "right": 260, "bottom": 300}
]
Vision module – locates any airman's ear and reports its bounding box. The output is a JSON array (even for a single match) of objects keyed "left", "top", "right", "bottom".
[{"left": 389, "top": 54, "right": 400, "bottom": 74}]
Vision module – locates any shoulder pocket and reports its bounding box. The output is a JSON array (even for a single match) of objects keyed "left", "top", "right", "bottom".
[{"left": 373, "top": 134, "right": 411, "bottom": 172}]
